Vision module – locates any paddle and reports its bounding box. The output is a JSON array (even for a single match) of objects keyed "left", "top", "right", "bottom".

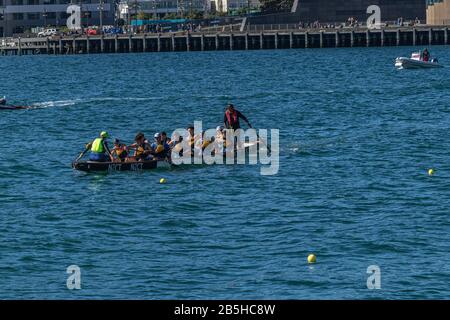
[{"left": 74, "top": 150, "right": 86, "bottom": 162}]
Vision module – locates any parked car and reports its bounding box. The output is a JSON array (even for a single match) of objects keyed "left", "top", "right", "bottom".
[
  {"left": 86, "top": 28, "right": 98, "bottom": 35},
  {"left": 103, "top": 26, "right": 123, "bottom": 35},
  {"left": 38, "top": 28, "right": 58, "bottom": 37}
]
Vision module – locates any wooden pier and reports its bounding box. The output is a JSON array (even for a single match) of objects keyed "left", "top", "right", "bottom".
[{"left": 1, "top": 26, "right": 449, "bottom": 56}]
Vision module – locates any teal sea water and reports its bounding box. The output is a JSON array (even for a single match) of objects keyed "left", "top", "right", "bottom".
[{"left": 1, "top": 47, "right": 450, "bottom": 299}]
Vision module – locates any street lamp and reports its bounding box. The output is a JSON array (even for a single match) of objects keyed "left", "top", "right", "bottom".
[
  {"left": 43, "top": 8, "right": 48, "bottom": 27},
  {"left": 1, "top": 9, "right": 6, "bottom": 38},
  {"left": 97, "top": 0, "right": 104, "bottom": 33}
]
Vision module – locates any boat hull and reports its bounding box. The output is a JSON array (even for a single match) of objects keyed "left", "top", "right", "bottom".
[
  {"left": 0, "top": 105, "right": 32, "bottom": 110},
  {"left": 395, "top": 57, "right": 443, "bottom": 69},
  {"left": 72, "top": 160, "right": 171, "bottom": 172}
]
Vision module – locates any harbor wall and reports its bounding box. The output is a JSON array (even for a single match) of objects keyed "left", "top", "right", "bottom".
[{"left": 1, "top": 27, "right": 449, "bottom": 56}]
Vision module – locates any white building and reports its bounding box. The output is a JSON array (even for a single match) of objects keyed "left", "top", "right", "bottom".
[
  {"left": 214, "top": 0, "right": 259, "bottom": 13},
  {"left": 0, "top": 0, "right": 114, "bottom": 36},
  {"left": 119, "top": 0, "right": 211, "bottom": 18}
]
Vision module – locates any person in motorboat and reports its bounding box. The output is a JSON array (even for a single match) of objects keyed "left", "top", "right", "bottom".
[
  {"left": 88, "top": 131, "right": 114, "bottom": 162},
  {"left": 129, "top": 132, "right": 153, "bottom": 161},
  {"left": 422, "top": 48, "right": 430, "bottom": 62},
  {"left": 151, "top": 132, "right": 170, "bottom": 160},
  {"left": 111, "top": 138, "right": 129, "bottom": 162},
  {"left": 0, "top": 97, "right": 6, "bottom": 105}
]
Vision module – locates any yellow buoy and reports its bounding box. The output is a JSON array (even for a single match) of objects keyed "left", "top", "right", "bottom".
[
  {"left": 160, "top": 178, "right": 166, "bottom": 184},
  {"left": 428, "top": 169, "right": 434, "bottom": 176},
  {"left": 307, "top": 254, "right": 316, "bottom": 264}
]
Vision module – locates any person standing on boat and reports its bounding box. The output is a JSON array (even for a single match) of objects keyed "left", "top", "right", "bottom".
[
  {"left": 223, "top": 104, "right": 252, "bottom": 150},
  {"left": 89, "top": 131, "right": 113, "bottom": 162},
  {"left": 422, "top": 48, "right": 430, "bottom": 62},
  {"left": 223, "top": 104, "right": 252, "bottom": 130}
]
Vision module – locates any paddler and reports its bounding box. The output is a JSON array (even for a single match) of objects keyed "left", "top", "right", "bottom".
[
  {"left": 186, "top": 125, "right": 196, "bottom": 155},
  {"left": 215, "top": 126, "right": 226, "bottom": 154},
  {"left": 161, "top": 131, "right": 171, "bottom": 145},
  {"left": 170, "top": 132, "right": 184, "bottom": 156},
  {"left": 194, "top": 131, "right": 215, "bottom": 154},
  {"left": 151, "top": 132, "right": 170, "bottom": 159},
  {"left": 88, "top": 131, "right": 114, "bottom": 162},
  {"left": 111, "top": 139, "right": 129, "bottom": 162},
  {"left": 129, "top": 132, "right": 153, "bottom": 161}
]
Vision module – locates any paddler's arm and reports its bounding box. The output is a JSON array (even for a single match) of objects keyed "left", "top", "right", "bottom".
[
  {"left": 224, "top": 113, "right": 229, "bottom": 128},
  {"left": 103, "top": 141, "right": 114, "bottom": 161},
  {"left": 76, "top": 142, "right": 92, "bottom": 161},
  {"left": 237, "top": 111, "right": 252, "bottom": 128}
]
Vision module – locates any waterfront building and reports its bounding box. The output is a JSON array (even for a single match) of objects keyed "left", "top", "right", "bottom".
[
  {"left": 120, "top": 0, "right": 211, "bottom": 18},
  {"left": 427, "top": 0, "right": 450, "bottom": 24},
  {"left": 0, "top": 0, "right": 115, "bottom": 36},
  {"left": 213, "top": 0, "right": 260, "bottom": 13},
  {"left": 292, "top": 0, "right": 426, "bottom": 23},
  {"left": 247, "top": 0, "right": 426, "bottom": 26}
]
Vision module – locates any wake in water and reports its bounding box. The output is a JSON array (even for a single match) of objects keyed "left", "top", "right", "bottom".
[{"left": 33, "top": 96, "right": 172, "bottom": 109}]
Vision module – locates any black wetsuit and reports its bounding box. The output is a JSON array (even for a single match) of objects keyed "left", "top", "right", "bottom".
[{"left": 224, "top": 109, "right": 250, "bottom": 130}]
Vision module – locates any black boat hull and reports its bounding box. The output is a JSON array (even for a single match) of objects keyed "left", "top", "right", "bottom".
[
  {"left": 0, "top": 105, "right": 33, "bottom": 110},
  {"left": 72, "top": 160, "right": 171, "bottom": 172}
]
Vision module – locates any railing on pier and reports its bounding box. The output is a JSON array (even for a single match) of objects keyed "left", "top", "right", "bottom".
[{"left": 1, "top": 26, "right": 449, "bottom": 56}]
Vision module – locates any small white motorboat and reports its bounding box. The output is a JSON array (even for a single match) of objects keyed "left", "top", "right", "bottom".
[{"left": 395, "top": 52, "right": 443, "bottom": 69}]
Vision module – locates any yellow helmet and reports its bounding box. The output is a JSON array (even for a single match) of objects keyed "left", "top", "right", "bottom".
[
  {"left": 100, "top": 131, "right": 108, "bottom": 138},
  {"left": 155, "top": 144, "right": 165, "bottom": 153}
]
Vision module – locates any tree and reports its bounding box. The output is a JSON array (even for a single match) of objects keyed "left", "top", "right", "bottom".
[
  {"left": 260, "top": 0, "right": 294, "bottom": 14},
  {"left": 137, "top": 12, "right": 150, "bottom": 20}
]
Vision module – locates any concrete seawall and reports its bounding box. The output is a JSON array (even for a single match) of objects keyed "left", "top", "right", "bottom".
[{"left": 1, "top": 26, "right": 449, "bottom": 56}]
